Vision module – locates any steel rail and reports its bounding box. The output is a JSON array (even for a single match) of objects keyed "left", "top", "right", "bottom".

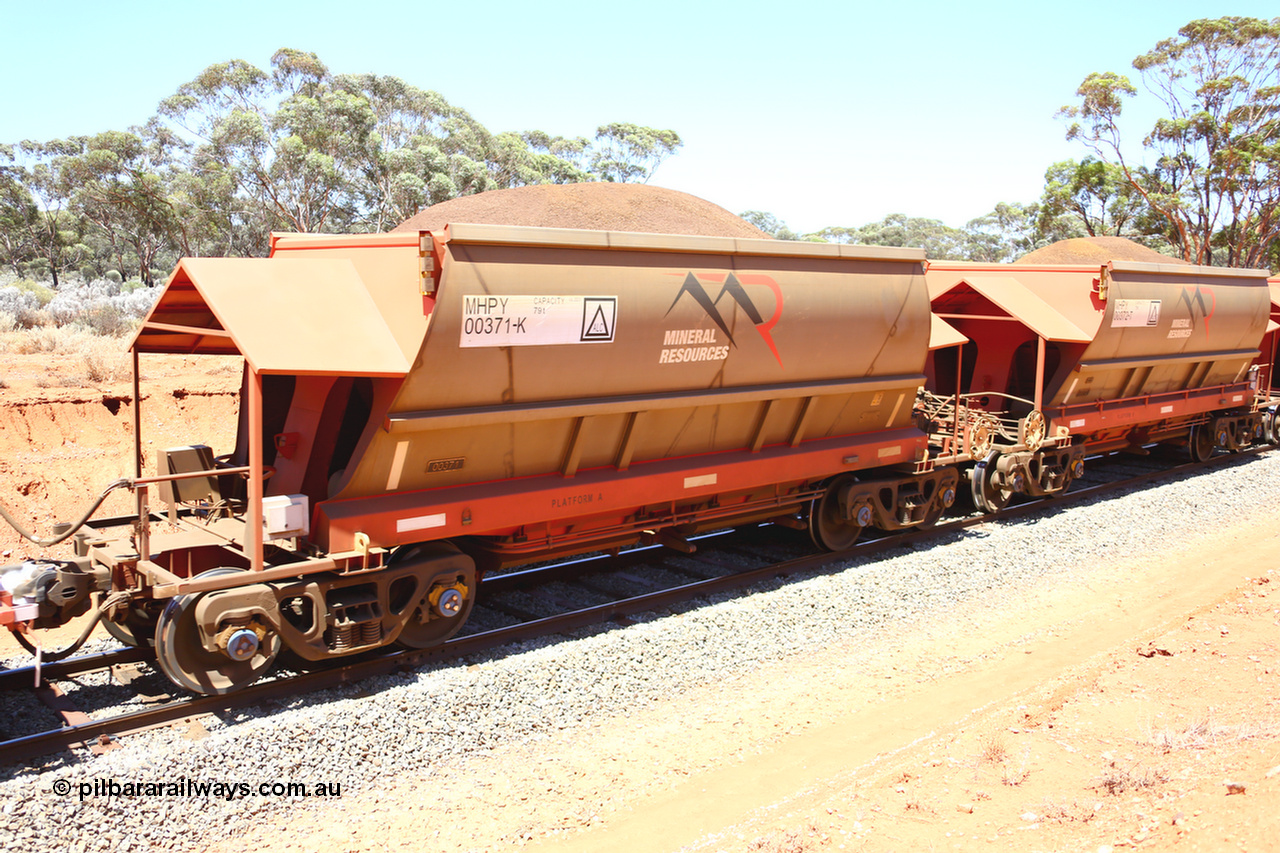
[
  {"left": 1, "top": 445, "right": 1270, "bottom": 765},
  {"left": 0, "top": 647, "right": 152, "bottom": 692}
]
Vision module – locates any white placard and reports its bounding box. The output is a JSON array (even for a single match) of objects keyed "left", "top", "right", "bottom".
[
  {"left": 460, "top": 295, "right": 616, "bottom": 347},
  {"left": 397, "top": 513, "right": 447, "bottom": 533},
  {"left": 1111, "top": 299, "right": 1161, "bottom": 328}
]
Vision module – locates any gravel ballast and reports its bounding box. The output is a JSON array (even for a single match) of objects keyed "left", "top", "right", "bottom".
[{"left": 1, "top": 451, "right": 1277, "bottom": 851}]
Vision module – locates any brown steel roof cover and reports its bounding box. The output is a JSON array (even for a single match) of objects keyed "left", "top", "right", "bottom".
[
  {"left": 928, "top": 314, "right": 969, "bottom": 350},
  {"left": 131, "top": 257, "right": 410, "bottom": 376},
  {"left": 931, "top": 275, "right": 1093, "bottom": 343}
]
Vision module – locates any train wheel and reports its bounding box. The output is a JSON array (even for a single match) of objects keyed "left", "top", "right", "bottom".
[
  {"left": 154, "top": 569, "right": 280, "bottom": 695},
  {"left": 102, "top": 601, "right": 163, "bottom": 648},
  {"left": 1044, "top": 456, "right": 1083, "bottom": 499},
  {"left": 1188, "top": 424, "right": 1215, "bottom": 463},
  {"left": 808, "top": 476, "right": 864, "bottom": 551},
  {"left": 970, "top": 452, "right": 1013, "bottom": 514},
  {"left": 918, "top": 500, "right": 946, "bottom": 530},
  {"left": 396, "top": 587, "right": 474, "bottom": 650},
  {"left": 391, "top": 543, "right": 477, "bottom": 650},
  {"left": 917, "top": 481, "right": 955, "bottom": 529}
]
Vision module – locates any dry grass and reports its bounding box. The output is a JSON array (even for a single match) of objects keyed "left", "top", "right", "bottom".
[
  {"left": 2, "top": 325, "right": 95, "bottom": 354},
  {"left": 82, "top": 342, "right": 129, "bottom": 383},
  {"left": 0, "top": 325, "right": 132, "bottom": 384},
  {"left": 748, "top": 823, "right": 823, "bottom": 852},
  {"left": 979, "top": 732, "right": 1009, "bottom": 764},
  {"left": 1093, "top": 761, "right": 1168, "bottom": 795},
  {"left": 1039, "top": 799, "right": 1096, "bottom": 824},
  {"left": 0, "top": 321, "right": 139, "bottom": 357},
  {"left": 1149, "top": 711, "right": 1280, "bottom": 752},
  {"left": 205, "top": 361, "right": 243, "bottom": 375},
  {"left": 1001, "top": 764, "right": 1031, "bottom": 787},
  {"left": 975, "top": 731, "right": 1031, "bottom": 785},
  {"left": 903, "top": 797, "right": 935, "bottom": 815}
]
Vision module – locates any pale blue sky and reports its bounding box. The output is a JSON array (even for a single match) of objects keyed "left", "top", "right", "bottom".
[{"left": 1, "top": 1, "right": 1273, "bottom": 232}]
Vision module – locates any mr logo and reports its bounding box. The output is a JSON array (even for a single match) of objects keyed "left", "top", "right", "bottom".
[
  {"left": 666, "top": 273, "right": 785, "bottom": 366},
  {"left": 1177, "top": 286, "right": 1216, "bottom": 335}
]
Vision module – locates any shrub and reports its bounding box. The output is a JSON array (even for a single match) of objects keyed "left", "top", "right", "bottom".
[
  {"left": 0, "top": 286, "right": 42, "bottom": 328},
  {"left": 11, "top": 279, "right": 55, "bottom": 307},
  {"left": 82, "top": 304, "right": 132, "bottom": 336},
  {"left": 45, "top": 280, "right": 158, "bottom": 333},
  {"left": 0, "top": 278, "right": 159, "bottom": 338}
]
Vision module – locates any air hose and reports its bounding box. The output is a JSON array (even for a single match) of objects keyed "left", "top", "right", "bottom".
[
  {"left": 0, "top": 478, "right": 131, "bottom": 547},
  {"left": 12, "top": 591, "right": 132, "bottom": 662}
]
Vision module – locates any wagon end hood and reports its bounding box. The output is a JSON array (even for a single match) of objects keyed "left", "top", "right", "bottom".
[{"left": 131, "top": 257, "right": 410, "bottom": 377}]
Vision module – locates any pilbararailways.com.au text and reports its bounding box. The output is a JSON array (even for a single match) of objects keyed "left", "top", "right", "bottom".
[{"left": 52, "top": 777, "right": 342, "bottom": 801}]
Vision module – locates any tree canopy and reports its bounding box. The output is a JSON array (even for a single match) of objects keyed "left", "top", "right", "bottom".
[
  {"left": 749, "top": 208, "right": 1050, "bottom": 263},
  {"left": 6, "top": 22, "right": 1278, "bottom": 289},
  {"left": 753, "top": 17, "right": 1279, "bottom": 268},
  {"left": 1060, "top": 16, "right": 1280, "bottom": 267},
  {"left": 0, "top": 48, "right": 682, "bottom": 285}
]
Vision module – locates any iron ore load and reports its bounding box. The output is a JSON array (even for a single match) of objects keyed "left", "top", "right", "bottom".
[{"left": 1, "top": 224, "right": 1276, "bottom": 695}]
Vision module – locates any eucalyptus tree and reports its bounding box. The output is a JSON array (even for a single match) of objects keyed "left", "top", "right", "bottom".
[
  {"left": 1060, "top": 16, "right": 1280, "bottom": 267},
  {"left": 519, "top": 130, "right": 593, "bottom": 183},
  {"left": 0, "top": 145, "right": 40, "bottom": 279},
  {"left": 158, "top": 52, "right": 642, "bottom": 240},
  {"left": 964, "top": 202, "right": 1044, "bottom": 262},
  {"left": 833, "top": 213, "right": 971, "bottom": 260},
  {"left": 590, "top": 122, "right": 683, "bottom": 183},
  {"left": 332, "top": 73, "right": 495, "bottom": 231},
  {"left": 12, "top": 138, "right": 95, "bottom": 287},
  {"left": 738, "top": 210, "right": 803, "bottom": 240},
  {"left": 160, "top": 48, "right": 376, "bottom": 239},
  {"left": 1037, "top": 158, "right": 1147, "bottom": 240},
  {"left": 3, "top": 47, "right": 693, "bottom": 275},
  {"left": 40, "top": 130, "right": 187, "bottom": 284}
]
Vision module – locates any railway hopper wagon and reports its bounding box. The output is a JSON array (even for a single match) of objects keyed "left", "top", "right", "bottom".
[
  {"left": 0, "top": 225, "right": 960, "bottom": 694},
  {"left": 1258, "top": 276, "right": 1280, "bottom": 397},
  {"left": 922, "top": 260, "right": 1277, "bottom": 512}
]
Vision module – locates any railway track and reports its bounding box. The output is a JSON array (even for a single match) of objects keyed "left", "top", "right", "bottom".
[{"left": 0, "top": 445, "right": 1269, "bottom": 765}]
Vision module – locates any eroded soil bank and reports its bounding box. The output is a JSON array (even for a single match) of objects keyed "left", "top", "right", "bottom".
[{"left": 0, "top": 352, "right": 239, "bottom": 561}]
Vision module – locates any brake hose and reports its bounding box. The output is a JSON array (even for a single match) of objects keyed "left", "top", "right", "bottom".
[
  {"left": 12, "top": 591, "right": 132, "bottom": 662},
  {"left": 0, "top": 478, "right": 131, "bottom": 547}
]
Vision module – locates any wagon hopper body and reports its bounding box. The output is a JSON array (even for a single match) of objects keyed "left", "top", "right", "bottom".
[
  {"left": 290, "top": 225, "right": 942, "bottom": 564},
  {"left": 924, "top": 260, "right": 1275, "bottom": 510},
  {"left": 1, "top": 225, "right": 959, "bottom": 693},
  {"left": 1256, "top": 277, "right": 1280, "bottom": 431}
]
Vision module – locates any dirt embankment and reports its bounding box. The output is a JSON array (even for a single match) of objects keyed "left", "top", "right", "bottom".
[{"left": 0, "top": 352, "right": 239, "bottom": 562}]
